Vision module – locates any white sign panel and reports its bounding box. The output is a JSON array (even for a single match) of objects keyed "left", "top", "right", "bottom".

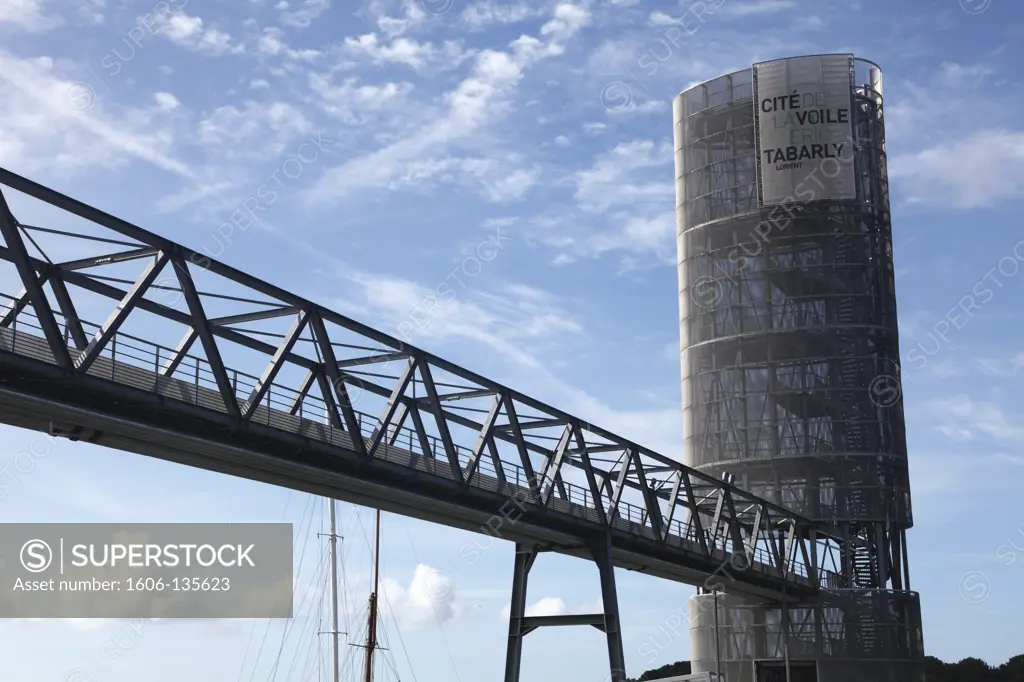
[{"left": 754, "top": 54, "right": 856, "bottom": 206}]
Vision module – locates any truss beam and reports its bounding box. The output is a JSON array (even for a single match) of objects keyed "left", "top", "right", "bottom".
[
  {"left": 0, "top": 195, "right": 71, "bottom": 368},
  {"left": 75, "top": 251, "right": 169, "bottom": 373},
  {"left": 172, "top": 257, "right": 240, "bottom": 418},
  {"left": 0, "top": 168, "right": 846, "bottom": 604}
]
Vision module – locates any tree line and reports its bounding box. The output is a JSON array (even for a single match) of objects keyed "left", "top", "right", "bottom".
[{"left": 628, "top": 656, "right": 1024, "bottom": 681}]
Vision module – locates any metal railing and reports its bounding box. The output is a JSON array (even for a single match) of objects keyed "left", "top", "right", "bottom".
[{"left": 0, "top": 293, "right": 815, "bottom": 585}]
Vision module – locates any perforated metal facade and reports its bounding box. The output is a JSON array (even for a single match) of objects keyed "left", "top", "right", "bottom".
[{"left": 673, "top": 55, "right": 924, "bottom": 682}]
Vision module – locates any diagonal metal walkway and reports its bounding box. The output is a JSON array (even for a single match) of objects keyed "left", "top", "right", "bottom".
[{"left": 0, "top": 167, "right": 849, "bottom": 603}]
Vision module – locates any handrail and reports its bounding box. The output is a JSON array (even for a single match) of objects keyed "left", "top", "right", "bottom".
[{"left": 0, "top": 299, "right": 815, "bottom": 584}]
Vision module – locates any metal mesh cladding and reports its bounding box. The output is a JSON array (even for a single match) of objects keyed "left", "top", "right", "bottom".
[
  {"left": 674, "top": 58, "right": 924, "bottom": 682},
  {"left": 688, "top": 592, "right": 924, "bottom": 682},
  {"left": 674, "top": 62, "right": 910, "bottom": 527}
]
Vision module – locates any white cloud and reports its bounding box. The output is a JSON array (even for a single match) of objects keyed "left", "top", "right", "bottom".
[
  {"left": 589, "top": 213, "right": 675, "bottom": 258},
  {"left": 380, "top": 564, "right": 456, "bottom": 631},
  {"left": 154, "top": 92, "right": 180, "bottom": 110},
  {"left": 461, "top": 0, "right": 546, "bottom": 29},
  {"left": 921, "top": 394, "right": 1024, "bottom": 444},
  {"left": 938, "top": 61, "right": 993, "bottom": 87},
  {"left": 522, "top": 139, "right": 675, "bottom": 267},
  {"left": 329, "top": 268, "right": 584, "bottom": 367},
  {"left": 647, "top": 11, "right": 681, "bottom": 27},
  {"left": 196, "top": 101, "right": 311, "bottom": 158},
  {"left": 367, "top": 155, "right": 537, "bottom": 200},
  {"left": 308, "top": 74, "right": 414, "bottom": 124},
  {"left": 257, "top": 27, "right": 287, "bottom": 55},
  {"left": 0, "top": 0, "right": 61, "bottom": 32},
  {"left": 888, "top": 129, "right": 1024, "bottom": 209},
  {"left": 74, "top": 0, "right": 104, "bottom": 25},
  {"left": 574, "top": 139, "right": 672, "bottom": 212},
  {"left": 719, "top": 0, "right": 795, "bottom": 16},
  {"left": 370, "top": 0, "right": 431, "bottom": 38},
  {"left": 0, "top": 51, "right": 192, "bottom": 179},
  {"left": 341, "top": 33, "right": 468, "bottom": 71},
  {"left": 485, "top": 166, "right": 538, "bottom": 201},
  {"left": 304, "top": 2, "right": 591, "bottom": 205},
  {"left": 280, "top": 0, "right": 329, "bottom": 28},
  {"left": 975, "top": 353, "right": 1024, "bottom": 377},
  {"left": 152, "top": 11, "right": 241, "bottom": 55},
  {"left": 253, "top": 26, "right": 321, "bottom": 61},
  {"left": 500, "top": 596, "right": 567, "bottom": 620},
  {"left": 884, "top": 63, "right": 1009, "bottom": 159},
  {"left": 154, "top": 181, "right": 236, "bottom": 214},
  {"left": 150, "top": 98, "right": 332, "bottom": 216}
]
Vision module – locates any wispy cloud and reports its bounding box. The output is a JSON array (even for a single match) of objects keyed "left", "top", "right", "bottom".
[
  {"left": 889, "top": 129, "right": 1024, "bottom": 209},
  {"left": 719, "top": 0, "right": 796, "bottom": 16},
  {"left": 303, "top": 2, "right": 592, "bottom": 206},
  {"left": 151, "top": 9, "right": 242, "bottom": 56},
  {"left": 0, "top": 0, "right": 62, "bottom": 32},
  {"left": 921, "top": 394, "right": 1024, "bottom": 444},
  {"left": 0, "top": 50, "right": 194, "bottom": 178}
]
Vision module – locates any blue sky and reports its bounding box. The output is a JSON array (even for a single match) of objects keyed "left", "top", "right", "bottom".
[{"left": 1, "top": 0, "right": 1023, "bottom": 679}]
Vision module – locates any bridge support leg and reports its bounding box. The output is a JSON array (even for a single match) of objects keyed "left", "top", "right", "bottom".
[
  {"left": 594, "top": 533, "right": 628, "bottom": 682},
  {"left": 503, "top": 544, "right": 535, "bottom": 682},
  {"left": 502, "top": 537, "right": 627, "bottom": 682}
]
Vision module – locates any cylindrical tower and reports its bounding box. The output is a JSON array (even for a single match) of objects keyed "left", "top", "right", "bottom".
[{"left": 673, "top": 55, "right": 924, "bottom": 681}]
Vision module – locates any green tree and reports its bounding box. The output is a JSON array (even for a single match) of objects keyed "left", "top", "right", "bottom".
[
  {"left": 951, "top": 656, "right": 993, "bottom": 681},
  {"left": 996, "top": 655, "right": 1024, "bottom": 682},
  {"left": 628, "top": 660, "right": 691, "bottom": 682},
  {"left": 630, "top": 655, "right": 1024, "bottom": 682}
]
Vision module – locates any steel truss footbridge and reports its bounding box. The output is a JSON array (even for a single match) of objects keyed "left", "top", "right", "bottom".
[{"left": 0, "top": 169, "right": 849, "bottom": 682}]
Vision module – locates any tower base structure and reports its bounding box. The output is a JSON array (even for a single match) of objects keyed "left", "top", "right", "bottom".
[
  {"left": 673, "top": 54, "right": 926, "bottom": 682},
  {"left": 688, "top": 591, "right": 924, "bottom": 682},
  {"left": 504, "top": 538, "right": 626, "bottom": 682}
]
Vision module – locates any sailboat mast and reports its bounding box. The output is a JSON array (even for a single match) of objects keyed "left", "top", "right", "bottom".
[
  {"left": 328, "top": 499, "right": 341, "bottom": 682},
  {"left": 363, "top": 509, "right": 381, "bottom": 682}
]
